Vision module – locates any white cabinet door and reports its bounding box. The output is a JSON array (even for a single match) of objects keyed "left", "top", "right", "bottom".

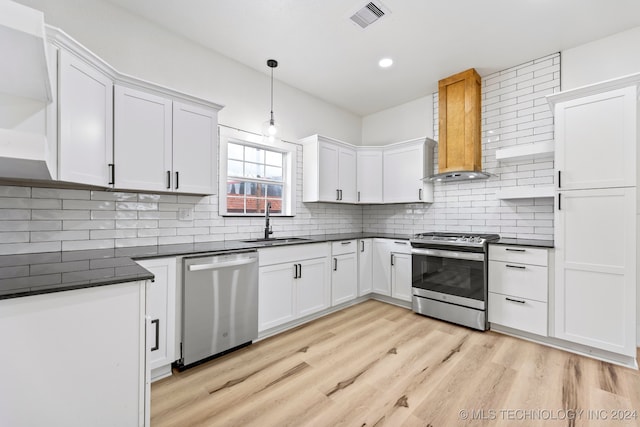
[
  {"left": 357, "top": 149, "right": 383, "bottom": 203},
  {"left": 555, "top": 86, "right": 636, "bottom": 190},
  {"left": 358, "top": 239, "right": 373, "bottom": 295},
  {"left": 338, "top": 146, "right": 357, "bottom": 203},
  {"left": 372, "top": 239, "right": 391, "bottom": 295},
  {"left": 58, "top": 49, "right": 113, "bottom": 187},
  {"left": 383, "top": 141, "right": 432, "bottom": 203},
  {"left": 137, "top": 257, "right": 177, "bottom": 382},
  {"left": 391, "top": 252, "right": 412, "bottom": 302},
  {"left": 0, "top": 282, "right": 146, "bottom": 427},
  {"left": 114, "top": 85, "right": 172, "bottom": 192},
  {"left": 331, "top": 252, "right": 358, "bottom": 306},
  {"left": 554, "top": 187, "right": 636, "bottom": 356},
  {"left": 297, "top": 257, "right": 330, "bottom": 317},
  {"left": 318, "top": 141, "right": 340, "bottom": 201},
  {"left": 173, "top": 102, "right": 218, "bottom": 194},
  {"left": 258, "top": 263, "right": 296, "bottom": 332}
]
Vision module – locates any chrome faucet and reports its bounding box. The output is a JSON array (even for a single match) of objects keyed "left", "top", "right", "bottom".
[{"left": 264, "top": 202, "right": 273, "bottom": 239}]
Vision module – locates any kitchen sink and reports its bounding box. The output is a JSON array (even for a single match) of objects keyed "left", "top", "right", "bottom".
[{"left": 242, "top": 237, "right": 312, "bottom": 245}]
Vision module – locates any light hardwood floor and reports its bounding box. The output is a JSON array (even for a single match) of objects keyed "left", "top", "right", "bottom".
[{"left": 151, "top": 300, "right": 640, "bottom": 426}]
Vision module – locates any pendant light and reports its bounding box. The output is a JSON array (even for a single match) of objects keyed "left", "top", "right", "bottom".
[{"left": 262, "top": 59, "right": 280, "bottom": 143}]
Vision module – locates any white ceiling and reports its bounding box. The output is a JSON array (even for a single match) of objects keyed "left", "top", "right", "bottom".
[{"left": 104, "top": 0, "right": 640, "bottom": 116}]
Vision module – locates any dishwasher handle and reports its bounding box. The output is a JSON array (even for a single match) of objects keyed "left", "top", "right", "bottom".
[{"left": 188, "top": 257, "right": 257, "bottom": 272}]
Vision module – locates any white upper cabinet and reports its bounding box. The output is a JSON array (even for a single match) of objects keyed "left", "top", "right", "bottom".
[
  {"left": 357, "top": 149, "right": 383, "bottom": 203},
  {"left": 114, "top": 86, "right": 219, "bottom": 194},
  {"left": 553, "top": 86, "right": 636, "bottom": 190},
  {"left": 114, "top": 85, "right": 172, "bottom": 192},
  {"left": 383, "top": 138, "right": 434, "bottom": 203},
  {"left": 173, "top": 101, "right": 218, "bottom": 194},
  {"left": 58, "top": 49, "right": 113, "bottom": 187},
  {"left": 302, "top": 135, "right": 357, "bottom": 203}
]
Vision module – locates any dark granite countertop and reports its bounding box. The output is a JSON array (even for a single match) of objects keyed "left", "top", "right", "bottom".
[
  {"left": 491, "top": 238, "right": 554, "bottom": 248},
  {"left": 0, "top": 233, "right": 411, "bottom": 300}
]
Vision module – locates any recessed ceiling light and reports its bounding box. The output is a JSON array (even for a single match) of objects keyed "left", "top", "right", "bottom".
[{"left": 378, "top": 58, "right": 393, "bottom": 68}]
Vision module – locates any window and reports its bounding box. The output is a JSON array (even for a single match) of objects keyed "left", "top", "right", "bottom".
[{"left": 219, "top": 127, "right": 296, "bottom": 216}]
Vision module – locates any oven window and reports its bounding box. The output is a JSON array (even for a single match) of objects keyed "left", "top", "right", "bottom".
[{"left": 412, "top": 255, "right": 484, "bottom": 301}]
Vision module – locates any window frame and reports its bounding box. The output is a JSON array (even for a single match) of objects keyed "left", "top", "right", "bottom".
[{"left": 218, "top": 127, "right": 297, "bottom": 217}]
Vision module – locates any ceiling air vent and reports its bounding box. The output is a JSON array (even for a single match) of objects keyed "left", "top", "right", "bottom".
[{"left": 349, "top": 1, "right": 390, "bottom": 29}]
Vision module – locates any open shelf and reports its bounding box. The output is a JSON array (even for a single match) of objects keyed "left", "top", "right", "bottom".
[
  {"left": 496, "top": 185, "right": 555, "bottom": 200},
  {"left": 496, "top": 141, "right": 554, "bottom": 162}
]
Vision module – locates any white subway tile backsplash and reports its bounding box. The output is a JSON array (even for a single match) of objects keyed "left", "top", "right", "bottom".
[
  {"left": 0, "top": 198, "right": 62, "bottom": 210},
  {"left": 63, "top": 220, "right": 115, "bottom": 230},
  {"left": 62, "top": 239, "right": 114, "bottom": 251},
  {"left": 63, "top": 200, "right": 114, "bottom": 210}
]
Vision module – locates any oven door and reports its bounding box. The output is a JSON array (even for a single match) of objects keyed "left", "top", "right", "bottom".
[{"left": 411, "top": 247, "right": 486, "bottom": 310}]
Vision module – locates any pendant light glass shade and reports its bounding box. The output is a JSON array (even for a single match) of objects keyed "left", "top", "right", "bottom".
[{"left": 262, "top": 59, "right": 281, "bottom": 143}]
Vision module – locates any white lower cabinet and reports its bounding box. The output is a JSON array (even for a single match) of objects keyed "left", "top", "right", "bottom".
[
  {"left": 136, "top": 257, "right": 177, "bottom": 383},
  {"left": 258, "top": 243, "right": 330, "bottom": 332},
  {"left": 331, "top": 240, "right": 358, "bottom": 305},
  {"left": 488, "top": 245, "right": 549, "bottom": 336},
  {"left": 0, "top": 282, "right": 148, "bottom": 427},
  {"left": 372, "top": 239, "right": 412, "bottom": 302},
  {"left": 358, "top": 239, "right": 373, "bottom": 295},
  {"left": 391, "top": 252, "right": 412, "bottom": 302}
]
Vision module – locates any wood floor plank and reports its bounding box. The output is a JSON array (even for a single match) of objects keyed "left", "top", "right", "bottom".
[{"left": 151, "top": 300, "right": 640, "bottom": 427}]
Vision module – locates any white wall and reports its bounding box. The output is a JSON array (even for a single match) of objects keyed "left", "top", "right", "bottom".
[
  {"left": 562, "top": 26, "right": 640, "bottom": 90},
  {"left": 361, "top": 95, "right": 433, "bottom": 146},
  {"left": 15, "top": 0, "right": 362, "bottom": 144}
]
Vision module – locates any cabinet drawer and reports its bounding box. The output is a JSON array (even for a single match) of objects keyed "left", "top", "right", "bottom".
[
  {"left": 258, "top": 243, "right": 329, "bottom": 266},
  {"left": 489, "top": 245, "right": 548, "bottom": 266},
  {"left": 488, "top": 292, "right": 547, "bottom": 336},
  {"left": 331, "top": 240, "right": 357, "bottom": 255},
  {"left": 488, "top": 261, "right": 548, "bottom": 302}
]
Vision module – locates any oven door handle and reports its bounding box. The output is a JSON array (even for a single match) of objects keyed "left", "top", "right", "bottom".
[{"left": 411, "top": 248, "right": 485, "bottom": 261}]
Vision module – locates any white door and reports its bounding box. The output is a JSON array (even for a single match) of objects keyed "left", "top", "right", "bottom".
[
  {"left": 383, "top": 142, "right": 426, "bottom": 203},
  {"left": 357, "top": 149, "right": 383, "bottom": 203},
  {"left": 173, "top": 102, "right": 218, "bottom": 194},
  {"left": 58, "top": 49, "right": 113, "bottom": 187},
  {"left": 358, "top": 239, "right": 373, "bottom": 295},
  {"left": 137, "top": 258, "right": 176, "bottom": 378},
  {"left": 338, "top": 146, "right": 357, "bottom": 203},
  {"left": 114, "top": 85, "right": 172, "bottom": 192},
  {"left": 318, "top": 141, "right": 340, "bottom": 202},
  {"left": 331, "top": 252, "right": 358, "bottom": 306},
  {"left": 391, "top": 252, "right": 412, "bottom": 302},
  {"left": 372, "top": 239, "right": 392, "bottom": 295},
  {"left": 258, "top": 264, "right": 296, "bottom": 331},
  {"left": 554, "top": 187, "right": 636, "bottom": 356},
  {"left": 297, "top": 257, "right": 331, "bottom": 317},
  {"left": 555, "top": 86, "right": 636, "bottom": 190}
]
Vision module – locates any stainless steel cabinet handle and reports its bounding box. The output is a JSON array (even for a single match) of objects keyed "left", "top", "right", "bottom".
[
  {"left": 390, "top": 254, "right": 395, "bottom": 266},
  {"left": 151, "top": 319, "right": 160, "bottom": 351},
  {"left": 175, "top": 171, "right": 180, "bottom": 190},
  {"left": 505, "top": 264, "right": 526, "bottom": 270},
  {"left": 505, "top": 248, "right": 525, "bottom": 252},
  {"left": 336, "top": 189, "right": 340, "bottom": 201},
  {"left": 298, "top": 263, "right": 302, "bottom": 278},
  {"left": 166, "top": 170, "right": 171, "bottom": 189},
  {"left": 333, "top": 258, "right": 338, "bottom": 271},
  {"left": 505, "top": 297, "right": 526, "bottom": 304},
  {"left": 357, "top": 191, "right": 360, "bottom": 202},
  {"left": 418, "top": 188, "right": 423, "bottom": 201},
  {"left": 558, "top": 193, "right": 561, "bottom": 210},
  {"left": 339, "top": 189, "right": 343, "bottom": 200},
  {"left": 361, "top": 241, "right": 365, "bottom": 252},
  {"left": 341, "top": 241, "right": 352, "bottom": 245},
  {"left": 108, "top": 163, "right": 115, "bottom": 185},
  {"left": 394, "top": 241, "right": 407, "bottom": 245}
]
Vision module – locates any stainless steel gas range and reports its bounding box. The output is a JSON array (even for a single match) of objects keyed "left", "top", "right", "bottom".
[{"left": 410, "top": 232, "right": 500, "bottom": 330}]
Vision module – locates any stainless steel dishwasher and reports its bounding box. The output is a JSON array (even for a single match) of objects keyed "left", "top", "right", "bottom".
[{"left": 179, "top": 250, "right": 258, "bottom": 369}]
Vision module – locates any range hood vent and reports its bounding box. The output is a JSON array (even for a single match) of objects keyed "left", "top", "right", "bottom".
[
  {"left": 349, "top": 1, "right": 390, "bottom": 29},
  {"left": 429, "top": 170, "right": 491, "bottom": 183}
]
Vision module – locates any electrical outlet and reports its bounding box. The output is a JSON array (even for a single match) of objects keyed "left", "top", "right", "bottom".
[{"left": 178, "top": 208, "right": 193, "bottom": 221}]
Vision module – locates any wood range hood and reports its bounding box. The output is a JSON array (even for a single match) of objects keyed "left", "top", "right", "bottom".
[{"left": 430, "top": 68, "right": 490, "bottom": 182}]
